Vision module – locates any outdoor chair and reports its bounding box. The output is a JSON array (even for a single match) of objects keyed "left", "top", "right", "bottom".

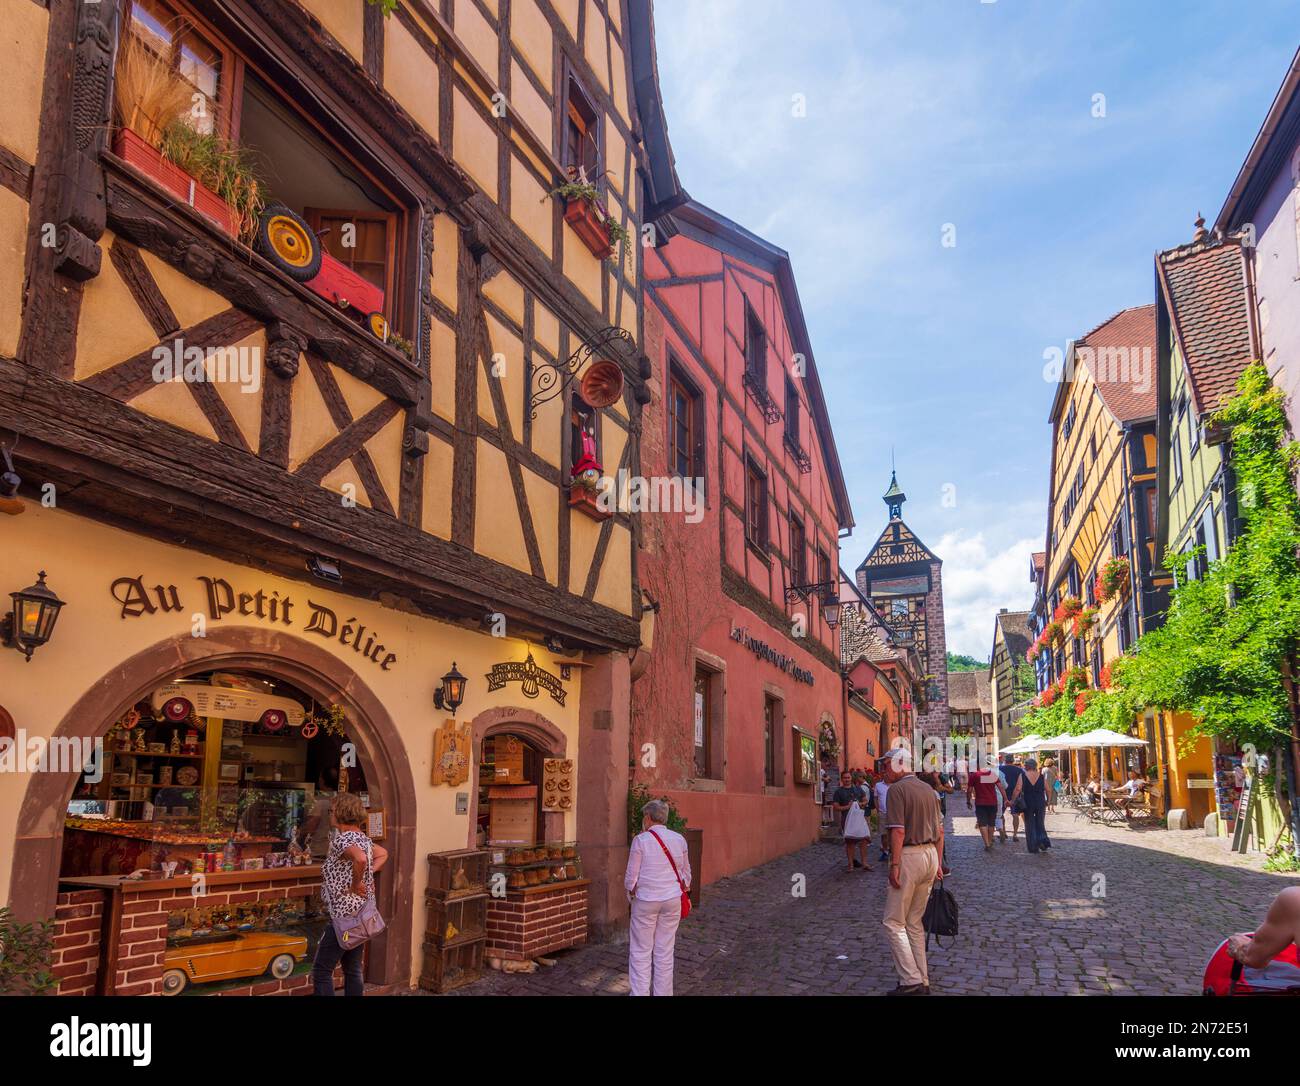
[{"left": 1099, "top": 795, "right": 1137, "bottom": 827}]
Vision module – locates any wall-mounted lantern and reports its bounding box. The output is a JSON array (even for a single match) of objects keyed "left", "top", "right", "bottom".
[
  {"left": 3, "top": 571, "right": 66, "bottom": 662},
  {"left": 433, "top": 662, "right": 468, "bottom": 716}
]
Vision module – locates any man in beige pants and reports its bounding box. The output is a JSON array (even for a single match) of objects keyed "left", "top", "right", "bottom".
[{"left": 882, "top": 750, "right": 944, "bottom": 995}]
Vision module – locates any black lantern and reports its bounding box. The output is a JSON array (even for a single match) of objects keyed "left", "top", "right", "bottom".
[
  {"left": 433, "top": 662, "right": 467, "bottom": 716},
  {"left": 3, "top": 571, "right": 66, "bottom": 662},
  {"left": 821, "top": 591, "right": 842, "bottom": 629}
]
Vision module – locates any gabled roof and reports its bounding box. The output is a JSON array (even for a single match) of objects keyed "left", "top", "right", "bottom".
[
  {"left": 1031, "top": 552, "right": 1046, "bottom": 577},
  {"left": 993, "top": 610, "right": 1033, "bottom": 665},
  {"left": 668, "top": 201, "right": 854, "bottom": 531},
  {"left": 1156, "top": 235, "right": 1255, "bottom": 415},
  {"left": 1216, "top": 45, "right": 1300, "bottom": 233},
  {"left": 627, "top": 1, "right": 687, "bottom": 222},
  {"left": 856, "top": 516, "right": 940, "bottom": 571},
  {"left": 946, "top": 671, "right": 991, "bottom": 714},
  {"left": 1075, "top": 305, "right": 1158, "bottom": 424}
]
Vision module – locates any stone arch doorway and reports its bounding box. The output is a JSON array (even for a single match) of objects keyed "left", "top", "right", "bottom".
[
  {"left": 466, "top": 707, "right": 568, "bottom": 849},
  {"left": 10, "top": 626, "right": 417, "bottom": 988}
]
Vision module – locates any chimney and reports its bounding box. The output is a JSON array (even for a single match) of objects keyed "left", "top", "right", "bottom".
[
  {"left": 999, "top": 608, "right": 1008, "bottom": 614},
  {"left": 1193, "top": 212, "right": 1208, "bottom": 243}
]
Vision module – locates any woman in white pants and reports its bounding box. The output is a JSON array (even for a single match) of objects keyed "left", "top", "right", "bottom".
[{"left": 624, "top": 799, "right": 691, "bottom": 996}]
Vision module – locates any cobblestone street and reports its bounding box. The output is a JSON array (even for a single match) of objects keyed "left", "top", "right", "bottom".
[{"left": 447, "top": 798, "right": 1300, "bottom": 996}]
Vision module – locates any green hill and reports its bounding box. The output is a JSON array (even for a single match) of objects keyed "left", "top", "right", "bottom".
[{"left": 946, "top": 652, "right": 989, "bottom": 672}]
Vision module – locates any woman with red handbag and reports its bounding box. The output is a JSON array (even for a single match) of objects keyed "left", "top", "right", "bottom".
[{"left": 624, "top": 798, "right": 692, "bottom": 996}]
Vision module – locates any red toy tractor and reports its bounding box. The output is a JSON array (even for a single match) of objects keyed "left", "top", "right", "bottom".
[{"left": 253, "top": 203, "right": 389, "bottom": 344}]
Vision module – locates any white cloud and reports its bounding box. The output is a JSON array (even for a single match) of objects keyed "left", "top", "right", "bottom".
[{"left": 935, "top": 530, "right": 1039, "bottom": 660}]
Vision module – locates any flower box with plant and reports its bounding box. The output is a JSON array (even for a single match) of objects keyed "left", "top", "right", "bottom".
[
  {"left": 1073, "top": 605, "right": 1099, "bottom": 638},
  {"left": 549, "top": 179, "right": 631, "bottom": 263},
  {"left": 1098, "top": 556, "right": 1131, "bottom": 602},
  {"left": 1044, "top": 620, "right": 1066, "bottom": 648},
  {"left": 1054, "top": 596, "right": 1083, "bottom": 623}
]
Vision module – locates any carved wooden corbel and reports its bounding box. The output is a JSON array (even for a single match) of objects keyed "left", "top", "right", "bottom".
[
  {"left": 53, "top": 1, "right": 120, "bottom": 282},
  {"left": 265, "top": 320, "right": 308, "bottom": 380}
]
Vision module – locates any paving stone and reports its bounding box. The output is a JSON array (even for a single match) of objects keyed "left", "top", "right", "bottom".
[{"left": 424, "top": 795, "right": 1299, "bottom": 997}]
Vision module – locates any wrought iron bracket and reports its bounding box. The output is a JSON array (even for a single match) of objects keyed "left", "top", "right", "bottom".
[
  {"left": 529, "top": 326, "right": 635, "bottom": 419},
  {"left": 785, "top": 580, "right": 837, "bottom": 605}
]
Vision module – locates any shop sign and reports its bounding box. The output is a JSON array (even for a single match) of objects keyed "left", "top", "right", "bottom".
[
  {"left": 431, "top": 718, "right": 471, "bottom": 786},
  {"left": 793, "top": 728, "right": 817, "bottom": 785},
  {"left": 729, "top": 624, "right": 815, "bottom": 685},
  {"left": 484, "top": 652, "right": 566, "bottom": 705},
  {"left": 109, "top": 574, "right": 398, "bottom": 671}
]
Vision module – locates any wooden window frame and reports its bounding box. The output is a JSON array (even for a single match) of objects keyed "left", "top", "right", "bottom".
[
  {"left": 119, "top": 0, "right": 416, "bottom": 335},
  {"left": 693, "top": 663, "right": 722, "bottom": 781},
  {"left": 784, "top": 375, "right": 800, "bottom": 445},
  {"left": 789, "top": 512, "right": 807, "bottom": 591},
  {"left": 744, "top": 454, "right": 769, "bottom": 554},
  {"left": 303, "top": 208, "right": 399, "bottom": 322},
  {"left": 560, "top": 61, "right": 602, "bottom": 184},
  {"left": 763, "top": 695, "right": 782, "bottom": 787},
  {"left": 667, "top": 357, "right": 705, "bottom": 484},
  {"left": 744, "top": 303, "right": 767, "bottom": 382}
]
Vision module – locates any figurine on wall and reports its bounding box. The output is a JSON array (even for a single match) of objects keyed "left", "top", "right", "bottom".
[{"left": 571, "top": 423, "right": 603, "bottom": 492}]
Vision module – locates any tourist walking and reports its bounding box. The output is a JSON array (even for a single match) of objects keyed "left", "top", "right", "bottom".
[
  {"left": 624, "top": 798, "right": 692, "bottom": 996},
  {"left": 881, "top": 750, "right": 944, "bottom": 996},
  {"left": 312, "top": 792, "right": 388, "bottom": 996},
  {"left": 967, "top": 760, "right": 1010, "bottom": 852},
  {"left": 874, "top": 772, "right": 891, "bottom": 862},
  {"left": 1043, "top": 758, "right": 1059, "bottom": 811},
  {"left": 999, "top": 754, "right": 1025, "bottom": 842},
  {"left": 1009, "top": 758, "right": 1052, "bottom": 854},
  {"left": 832, "top": 770, "right": 873, "bottom": 872}
]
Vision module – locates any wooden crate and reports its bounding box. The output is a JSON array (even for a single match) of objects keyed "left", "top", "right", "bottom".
[
  {"left": 419, "top": 936, "right": 485, "bottom": 993},
  {"left": 425, "top": 891, "right": 487, "bottom": 946},
  {"left": 426, "top": 849, "right": 489, "bottom": 899}
]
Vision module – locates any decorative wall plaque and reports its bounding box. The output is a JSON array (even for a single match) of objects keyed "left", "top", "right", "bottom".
[{"left": 431, "top": 717, "right": 471, "bottom": 786}]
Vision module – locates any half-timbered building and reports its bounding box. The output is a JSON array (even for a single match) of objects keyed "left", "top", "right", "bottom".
[
  {"left": 630, "top": 200, "right": 854, "bottom": 884},
  {"left": 0, "top": 0, "right": 682, "bottom": 994}
]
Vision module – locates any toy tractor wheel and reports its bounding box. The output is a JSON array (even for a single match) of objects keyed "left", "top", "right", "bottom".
[
  {"left": 259, "top": 708, "right": 287, "bottom": 732},
  {"left": 366, "top": 311, "right": 389, "bottom": 343},
  {"left": 161, "top": 968, "right": 189, "bottom": 996},
  {"left": 269, "top": 953, "right": 296, "bottom": 980},
  {"left": 254, "top": 204, "right": 322, "bottom": 282}
]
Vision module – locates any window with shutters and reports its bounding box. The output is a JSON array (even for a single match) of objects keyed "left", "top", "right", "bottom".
[
  {"left": 789, "top": 514, "right": 807, "bottom": 589},
  {"left": 745, "top": 455, "right": 768, "bottom": 551},
  {"left": 667, "top": 360, "right": 704, "bottom": 484}
]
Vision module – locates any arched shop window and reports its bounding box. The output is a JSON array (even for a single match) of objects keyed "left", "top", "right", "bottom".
[
  {"left": 477, "top": 733, "right": 582, "bottom": 892},
  {"left": 61, "top": 669, "right": 378, "bottom": 995}
]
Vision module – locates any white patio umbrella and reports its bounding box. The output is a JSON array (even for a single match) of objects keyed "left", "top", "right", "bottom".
[
  {"left": 1061, "top": 728, "right": 1146, "bottom": 791},
  {"left": 999, "top": 734, "right": 1042, "bottom": 755}
]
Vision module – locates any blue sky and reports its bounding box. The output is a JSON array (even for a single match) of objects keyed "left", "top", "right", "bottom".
[{"left": 652, "top": 0, "right": 1298, "bottom": 658}]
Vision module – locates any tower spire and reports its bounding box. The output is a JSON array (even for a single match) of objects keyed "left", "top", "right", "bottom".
[{"left": 883, "top": 470, "right": 906, "bottom": 520}]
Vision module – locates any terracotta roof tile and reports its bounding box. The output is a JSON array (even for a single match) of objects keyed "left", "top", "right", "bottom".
[
  {"left": 1158, "top": 237, "right": 1254, "bottom": 414},
  {"left": 947, "top": 671, "right": 991, "bottom": 713},
  {"left": 1075, "top": 305, "right": 1158, "bottom": 423},
  {"left": 995, "top": 610, "right": 1033, "bottom": 663}
]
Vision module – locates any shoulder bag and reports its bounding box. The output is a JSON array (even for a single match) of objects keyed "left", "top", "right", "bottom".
[
  {"left": 330, "top": 836, "right": 386, "bottom": 949},
  {"left": 922, "top": 879, "right": 959, "bottom": 949},
  {"left": 648, "top": 828, "right": 691, "bottom": 919}
]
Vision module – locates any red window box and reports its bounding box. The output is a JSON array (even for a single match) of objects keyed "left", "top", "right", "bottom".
[
  {"left": 568, "top": 486, "right": 612, "bottom": 521},
  {"left": 112, "top": 127, "right": 238, "bottom": 237},
  {"left": 563, "top": 195, "right": 614, "bottom": 259}
]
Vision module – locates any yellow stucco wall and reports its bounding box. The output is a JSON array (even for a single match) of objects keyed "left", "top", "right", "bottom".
[
  {"left": 0, "top": 188, "right": 29, "bottom": 358},
  {"left": 0, "top": 0, "right": 48, "bottom": 167},
  {"left": 0, "top": 505, "right": 585, "bottom": 985},
  {"left": 302, "top": 0, "right": 366, "bottom": 63}
]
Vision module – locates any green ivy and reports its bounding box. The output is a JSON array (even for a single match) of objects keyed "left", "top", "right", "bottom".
[
  {"left": 1021, "top": 363, "right": 1300, "bottom": 751},
  {"left": 0, "top": 907, "right": 58, "bottom": 995},
  {"left": 627, "top": 783, "right": 687, "bottom": 840},
  {"left": 365, "top": 0, "right": 399, "bottom": 15}
]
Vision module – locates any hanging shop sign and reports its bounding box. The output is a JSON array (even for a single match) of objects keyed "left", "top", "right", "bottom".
[
  {"left": 110, "top": 574, "right": 398, "bottom": 671},
  {"left": 431, "top": 718, "right": 471, "bottom": 786},
  {"left": 793, "top": 728, "right": 817, "bottom": 786},
  {"left": 729, "top": 624, "right": 815, "bottom": 685},
  {"left": 484, "top": 652, "right": 566, "bottom": 706}
]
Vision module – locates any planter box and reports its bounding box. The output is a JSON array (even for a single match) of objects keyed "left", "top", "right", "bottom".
[
  {"left": 112, "top": 128, "right": 237, "bottom": 237},
  {"left": 563, "top": 195, "right": 614, "bottom": 259},
  {"left": 569, "top": 485, "right": 612, "bottom": 521},
  {"left": 681, "top": 827, "right": 703, "bottom": 908}
]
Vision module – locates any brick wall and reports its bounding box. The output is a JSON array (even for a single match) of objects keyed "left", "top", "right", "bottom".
[
  {"left": 486, "top": 883, "right": 588, "bottom": 961},
  {"left": 106, "top": 873, "right": 323, "bottom": 996},
  {"left": 53, "top": 889, "right": 106, "bottom": 996}
]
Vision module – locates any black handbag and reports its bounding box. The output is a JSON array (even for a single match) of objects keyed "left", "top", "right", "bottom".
[{"left": 922, "top": 881, "right": 959, "bottom": 949}]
